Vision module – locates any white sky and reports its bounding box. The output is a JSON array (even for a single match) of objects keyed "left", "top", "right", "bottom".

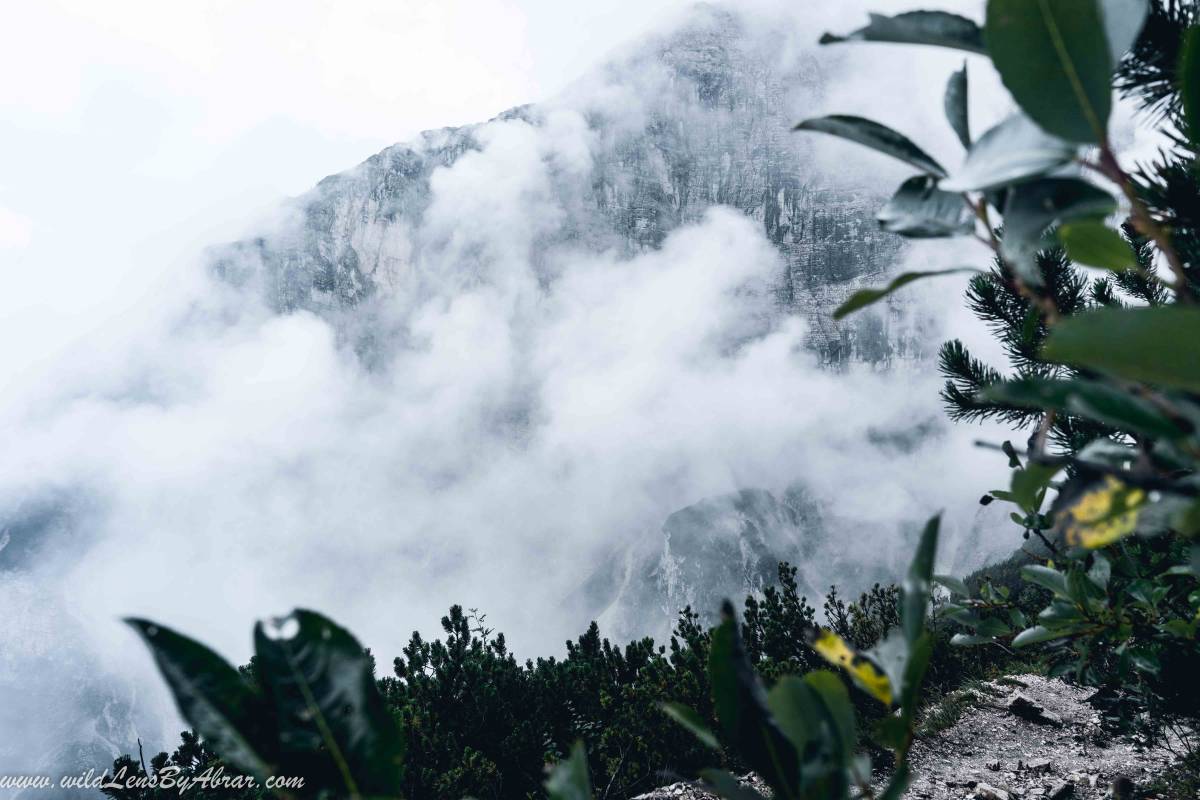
[{"left": 0, "top": 0, "right": 694, "bottom": 382}]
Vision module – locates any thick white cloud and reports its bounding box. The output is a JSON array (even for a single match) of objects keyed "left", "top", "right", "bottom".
[{"left": 0, "top": 0, "right": 1026, "bottom": 779}]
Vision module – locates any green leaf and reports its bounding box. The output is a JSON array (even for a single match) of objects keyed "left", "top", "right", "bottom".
[
  {"left": 901, "top": 632, "right": 934, "bottom": 712},
  {"left": 1010, "top": 462, "right": 1062, "bottom": 513},
  {"left": 903, "top": 515, "right": 941, "bottom": 645},
  {"left": 819, "top": 11, "right": 987, "bottom": 53},
  {"left": 1022, "top": 564, "right": 1071, "bottom": 598},
  {"left": 983, "top": 377, "right": 1188, "bottom": 440},
  {"left": 1012, "top": 625, "right": 1069, "bottom": 647},
  {"left": 1001, "top": 178, "right": 1118, "bottom": 285},
  {"left": 940, "top": 113, "right": 1076, "bottom": 192},
  {"left": 985, "top": 0, "right": 1113, "bottom": 143},
  {"left": 794, "top": 115, "right": 946, "bottom": 176},
  {"left": 944, "top": 63, "right": 971, "bottom": 148},
  {"left": 766, "top": 673, "right": 853, "bottom": 799},
  {"left": 699, "top": 770, "right": 769, "bottom": 800},
  {"left": 1058, "top": 220, "right": 1137, "bottom": 270},
  {"left": 1173, "top": 499, "right": 1200, "bottom": 536},
  {"left": 804, "top": 670, "right": 858, "bottom": 760},
  {"left": 125, "top": 619, "right": 275, "bottom": 778},
  {"left": 1042, "top": 307, "right": 1200, "bottom": 392},
  {"left": 974, "top": 617, "right": 1015, "bottom": 638},
  {"left": 875, "top": 715, "right": 909, "bottom": 750},
  {"left": 764, "top": 676, "right": 817, "bottom": 758},
  {"left": 1039, "top": 599, "right": 1085, "bottom": 624},
  {"left": 708, "top": 603, "right": 798, "bottom": 798},
  {"left": 546, "top": 741, "right": 593, "bottom": 800},
  {"left": 1125, "top": 578, "right": 1156, "bottom": 606},
  {"left": 934, "top": 574, "right": 971, "bottom": 597},
  {"left": 661, "top": 703, "right": 719, "bottom": 750},
  {"left": 1181, "top": 26, "right": 1200, "bottom": 146},
  {"left": 1101, "top": 0, "right": 1150, "bottom": 62},
  {"left": 878, "top": 175, "right": 975, "bottom": 238},
  {"left": 253, "top": 610, "right": 406, "bottom": 796},
  {"left": 834, "top": 268, "right": 977, "bottom": 320}
]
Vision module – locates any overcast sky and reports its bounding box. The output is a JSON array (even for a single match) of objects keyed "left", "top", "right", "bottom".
[{"left": 0, "top": 0, "right": 702, "bottom": 389}]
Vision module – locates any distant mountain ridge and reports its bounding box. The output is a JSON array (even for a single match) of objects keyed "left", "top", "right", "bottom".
[{"left": 210, "top": 4, "right": 912, "bottom": 364}]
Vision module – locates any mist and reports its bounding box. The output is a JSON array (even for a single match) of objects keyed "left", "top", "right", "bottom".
[{"left": 0, "top": 0, "right": 1033, "bottom": 783}]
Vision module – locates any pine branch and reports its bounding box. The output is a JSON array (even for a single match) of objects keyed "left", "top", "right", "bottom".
[{"left": 937, "top": 340, "right": 1040, "bottom": 426}]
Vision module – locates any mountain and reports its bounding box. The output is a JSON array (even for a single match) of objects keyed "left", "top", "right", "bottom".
[
  {"left": 202, "top": 2, "right": 935, "bottom": 642},
  {"left": 581, "top": 488, "right": 824, "bottom": 640},
  {"left": 209, "top": 4, "right": 912, "bottom": 365}
]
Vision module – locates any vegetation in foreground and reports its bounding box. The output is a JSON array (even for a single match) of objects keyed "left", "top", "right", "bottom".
[{"left": 106, "top": 0, "right": 1200, "bottom": 798}]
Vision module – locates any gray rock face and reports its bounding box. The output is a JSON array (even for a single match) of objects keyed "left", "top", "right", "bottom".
[
  {"left": 583, "top": 488, "right": 823, "bottom": 639},
  {"left": 210, "top": 4, "right": 911, "bottom": 364},
  {"left": 576, "top": 485, "right": 902, "bottom": 641}
]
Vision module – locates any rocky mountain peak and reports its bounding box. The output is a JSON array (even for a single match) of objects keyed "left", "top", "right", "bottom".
[{"left": 209, "top": 1, "right": 914, "bottom": 365}]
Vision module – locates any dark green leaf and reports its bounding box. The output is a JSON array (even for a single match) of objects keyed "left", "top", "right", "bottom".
[
  {"left": 1012, "top": 625, "right": 1069, "bottom": 647},
  {"left": 940, "top": 114, "right": 1076, "bottom": 192},
  {"left": 1011, "top": 462, "right": 1062, "bottom": 513},
  {"left": 819, "top": 11, "right": 987, "bottom": 53},
  {"left": 1058, "top": 220, "right": 1137, "bottom": 270},
  {"left": 903, "top": 515, "right": 941, "bottom": 645},
  {"left": 125, "top": 619, "right": 275, "bottom": 778},
  {"left": 1042, "top": 307, "right": 1200, "bottom": 392},
  {"left": 253, "top": 610, "right": 406, "bottom": 796},
  {"left": 804, "top": 670, "right": 857, "bottom": 758},
  {"left": 1001, "top": 178, "right": 1117, "bottom": 284},
  {"left": 794, "top": 115, "right": 946, "bottom": 176},
  {"left": 1181, "top": 26, "right": 1200, "bottom": 146},
  {"left": 708, "top": 603, "right": 798, "bottom": 798},
  {"left": 661, "top": 703, "right": 719, "bottom": 750},
  {"left": 878, "top": 175, "right": 975, "bottom": 237},
  {"left": 834, "top": 268, "right": 977, "bottom": 320},
  {"left": 1039, "top": 599, "right": 1085, "bottom": 624},
  {"left": 1129, "top": 648, "right": 1161, "bottom": 675},
  {"left": 875, "top": 715, "right": 909, "bottom": 750},
  {"left": 1022, "top": 564, "right": 1071, "bottom": 598},
  {"left": 986, "top": 0, "right": 1113, "bottom": 142},
  {"left": 944, "top": 63, "right": 971, "bottom": 148},
  {"left": 974, "top": 617, "right": 1014, "bottom": 638},
  {"left": 546, "top": 741, "right": 593, "bottom": 800},
  {"left": 900, "top": 632, "right": 934, "bottom": 711},
  {"left": 767, "top": 672, "right": 853, "bottom": 799},
  {"left": 764, "top": 677, "right": 817, "bottom": 757},
  {"left": 1174, "top": 499, "right": 1200, "bottom": 536},
  {"left": 983, "top": 377, "right": 1188, "bottom": 440}
]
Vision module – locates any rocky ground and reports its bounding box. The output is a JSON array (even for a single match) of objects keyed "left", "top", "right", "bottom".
[
  {"left": 633, "top": 675, "right": 1193, "bottom": 800},
  {"left": 905, "top": 674, "right": 1188, "bottom": 800}
]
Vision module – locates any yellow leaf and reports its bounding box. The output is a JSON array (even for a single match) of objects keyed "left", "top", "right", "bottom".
[
  {"left": 810, "top": 629, "right": 893, "bottom": 705},
  {"left": 1060, "top": 476, "right": 1146, "bottom": 549}
]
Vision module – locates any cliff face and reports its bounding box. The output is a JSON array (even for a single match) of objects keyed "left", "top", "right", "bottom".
[{"left": 210, "top": 5, "right": 911, "bottom": 364}]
